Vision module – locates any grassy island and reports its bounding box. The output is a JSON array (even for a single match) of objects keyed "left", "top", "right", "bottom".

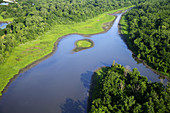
[
  {"left": 88, "top": 64, "right": 170, "bottom": 113},
  {"left": 74, "top": 39, "right": 94, "bottom": 52},
  {"left": 77, "top": 40, "right": 92, "bottom": 48}
]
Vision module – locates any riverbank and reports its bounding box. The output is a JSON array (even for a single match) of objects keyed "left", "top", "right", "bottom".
[
  {"left": 119, "top": 14, "right": 170, "bottom": 79},
  {"left": 0, "top": 6, "right": 134, "bottom": 96},
  {"left": 87, "top": 66, "right": 107, "bottom": 112},
  {"left": 0, "top": 15, "right": 13, "bottom": 22},
  {"left": 88, "top": 64, "right": 170, "bottom": 112}
]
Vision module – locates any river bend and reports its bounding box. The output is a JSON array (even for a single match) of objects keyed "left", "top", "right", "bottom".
[{"left": 0, "top": 13, "right": 168, "bottom": 113}]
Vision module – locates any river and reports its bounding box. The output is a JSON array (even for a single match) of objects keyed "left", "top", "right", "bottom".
[
  {"left": 0, "top": 22, "right": 8, "bottom": 29},
  {"left": 0, "top": 12, "right": 168, "bottom": 113}
]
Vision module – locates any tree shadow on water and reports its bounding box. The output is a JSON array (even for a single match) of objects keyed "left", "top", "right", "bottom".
[
  {"left": 60, "top": 98, "right": 87, "bottom": 113},
  {"left": 60, "top": 71, "right": 94, "bottom": 113},
  {"left": 80, "top": 71, "right": 93, "bottom": 90}
]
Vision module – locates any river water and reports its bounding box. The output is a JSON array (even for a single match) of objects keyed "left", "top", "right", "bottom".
[
  {"left": 0, "top": 3, "right": 9, "bottom": 5},
  {"left": 0, "top": 13, "right": 168, "bottom": 113},
  {"left": 0, "top": 22, "right": 8, "bottom": 29}
]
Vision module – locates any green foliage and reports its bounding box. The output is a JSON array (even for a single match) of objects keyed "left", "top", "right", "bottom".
[
  {"left": 0, "top": 15, "right": 13, "bottom": 22},
  {"left": 0, "top": 0, "right": 143, "bottom": 63},
  {"left": 122, "top": 0, "right": 170, "bottom": 76},
  {"left": 76, "top": 40, "right": 92, "bottom": 48},
  {"left": 0, "top": 6, "right": 133, "bottom": 96},
  {"left": 120, "top": 15, "right": 129, "bottom": 36},
  {"left": 74, "top": 39, "right": 94, "bottom": 52},
  {"left": 0, "top": 0, "right": 140, "bottom": 96},
  {"left": 89, "top": 64, "right": 170, "bottom": 113}
]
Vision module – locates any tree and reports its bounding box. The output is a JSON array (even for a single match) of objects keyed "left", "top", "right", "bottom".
[{"left": 89, "top": 64, "right": 170, "bottom": 112}]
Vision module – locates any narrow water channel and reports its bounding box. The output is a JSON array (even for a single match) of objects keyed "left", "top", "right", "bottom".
[
  {"left": 0, "top": 13, "right": 168, "bottom": 113},
  {"left": 0, "top": 22, "right": 8, "bottom": 29}
]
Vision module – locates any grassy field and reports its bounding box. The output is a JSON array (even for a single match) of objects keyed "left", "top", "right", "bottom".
[
  {"left": 76, "top": 40, "right": 92, "bottom": 48},
  {"left": 0, "top": 14, "right": 13, "bottom": 22},
  {"left": 0, "top": 6, "right": 134, "bottom": 96}
]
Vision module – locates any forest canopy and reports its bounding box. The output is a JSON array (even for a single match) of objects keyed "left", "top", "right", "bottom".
[
  {"left": 123, "top": 0, "right": 170, "bottom": 76},
  {"left": 89, "top": 64, "right": 170, "bottom": 113}
]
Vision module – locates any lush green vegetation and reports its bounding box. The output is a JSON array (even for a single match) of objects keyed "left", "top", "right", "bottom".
[
  {"left": 76, "top": 39, "right": 92, "bottom": 48},
  {"left": 0, "top": 15, "right": 13, "bottom": 22},
  {"left": 119, "top": 15, "right": 128, "bottom": 37},
  {"left": 89, "top": 63, "right": 170, "bottom": 113},
  {"left": 0, "top": 0, "right": 144, "bottom": 62},
  {"left": 0, "top": 0, "right": 144, "bottom": 63},
  {"left": 0, "top": 4, "right": 134, "bottom": 96},
  {"left": 74, "top": 39, "right": 94, "bottom": 52},
  {"left": 120, "top": 0, "right": 170, "bottom": 77}
]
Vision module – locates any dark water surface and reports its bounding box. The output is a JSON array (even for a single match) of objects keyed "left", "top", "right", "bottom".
[{"left": 0, "top": 13, "right": 168, "bottom": 113}]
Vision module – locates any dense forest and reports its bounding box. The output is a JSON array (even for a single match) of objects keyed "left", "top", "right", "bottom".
[
  {"left": 0, "top": 0, "right": 145, "bottom": 63},
  {"left": 0, "top": 0, "right": 169, "bottom": 112},
  {"left": 88, "top": 64, "right": 170, "bottom": 112},
  {"left": 123, "top": 0, "right": 170, "bottom": 76}
]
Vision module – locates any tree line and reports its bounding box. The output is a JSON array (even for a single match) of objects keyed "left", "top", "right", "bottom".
[
  {"left": 0, "top": 0, "right": 146, "bottom": 63},
  {"left": 89, "top": 63, "right": 170, "bottom": 112},
  {"left": 124, "top": 0, "right": 170, "bottom": 76}
]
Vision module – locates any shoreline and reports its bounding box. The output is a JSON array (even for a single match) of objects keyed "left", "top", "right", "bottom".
[
  {"left": 0, "top": 12, "right": 119, "bottom": 96},
  {"left": 118, "top": 13, "right": 170, "bottom": 80},
  {"left": 73, "top": 39, "right": 95, "bottom": 52},
  {"left": 87, "top": 66, "right": 108, "bottom": 112},
  {"left": 0, "top": 6, "right": 134, "bottom": 96},
  {"left": 0, "top": 21, "right": 10, "bottom": 23}
]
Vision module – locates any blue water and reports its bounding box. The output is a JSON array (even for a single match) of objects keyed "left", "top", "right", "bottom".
[
  {"left": 0, "top": 3, "right": 9, "bottom": 5},
  {"left": 0, "top": 23, "right": 8, "bottom": 29},
  {"left": 0, "top": 13, "right": 168, "bottom": 113}
]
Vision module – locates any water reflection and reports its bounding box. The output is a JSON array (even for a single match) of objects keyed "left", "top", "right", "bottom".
[
  {"left": 60, "top": 98, "right": 87, "bottom": 113},
  {"left": 80, "top": 71, "right": 93, "bottom": 90}
]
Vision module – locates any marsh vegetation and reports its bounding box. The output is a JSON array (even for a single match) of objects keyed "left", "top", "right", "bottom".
[{"left": 73, "top": 39, "right": 94, "bottom": 52}]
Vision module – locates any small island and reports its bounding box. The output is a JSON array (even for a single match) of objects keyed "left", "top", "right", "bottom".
[{"left": 73, "top": 39, "right": 94, "bottom": 52}]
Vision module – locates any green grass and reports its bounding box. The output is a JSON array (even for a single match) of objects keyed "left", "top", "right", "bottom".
[
  {"left": 119, "top": 15, "right": 128, "bottom": 36},
  {"left": 119, "top": 14, "right": 135, "bottom": 51},
  {"left": 0, "top": 6, "right": 134, "bottom": 96},
  {"left": 74, "top": 39, "right": 94, "bottom": 52},
  {"left": 76, "top": 40, "right": 92, "bottom": 48},
  {"left": 0, "top": 14, "right": 14, "bottom": 22}
]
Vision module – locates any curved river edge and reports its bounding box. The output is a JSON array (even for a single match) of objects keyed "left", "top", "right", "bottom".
[
  {"left": 0, "top": 10, "right": 121, "bottom": 96},
  {"left": 87, "top": 64, "right": 170, "bottom": 112},
  {"left": 87, "top": 66, "right": 106, "bottom": 112},
  {"left": 118, "top": 14, "right": 170, "bottom": 80},
  {"left": 87, "top": 10, "right": 170, "bottom": 112},
  {"left": 0, "top": 21, "right": 11, "bottom": 23}
]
